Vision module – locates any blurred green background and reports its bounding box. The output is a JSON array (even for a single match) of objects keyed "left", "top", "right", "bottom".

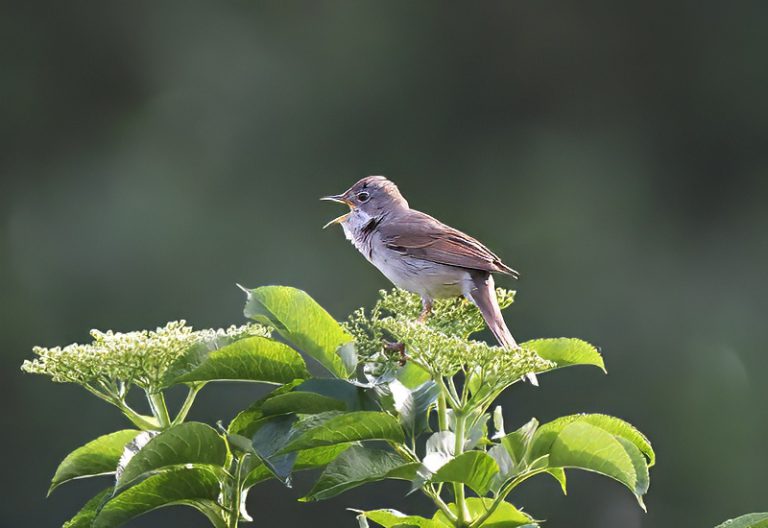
[{"left": 2, "top": 2, "right": 767, "bottom": 527}]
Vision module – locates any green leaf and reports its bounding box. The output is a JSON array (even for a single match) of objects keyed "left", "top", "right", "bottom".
[
  {"left": 396, "top": 362, "right": 432, "bottom": 389},
  {"left": 280, "top": 411, "right": 405, "bottom": 453},
  {"left": 261, "top": 391, "right": 347, "bottom": 416},
  {"left": 545, "top": 467, "right": 567, "bottom": 494},
  {"left": 250, "top": 415, "right": 298, "bottom": 484},
  {"left": 243, "top": 285, "right": 354, "bottom": 378},
  {"left": 536, "top": 421, "right": 649, "bottom": 507},
  {"left": 500, "top": 418, "right": 539, "bottom": 467},
  {"left": 302, "top": 446, "right": 419, "bottom": 501},
  {"left": 171, "top": 335, "right": 308, "bottom": 384},
  {"left": 430, "top": 451, "right": 499, "bottom": 496},
  {"left": 244, "top": 444, "right": 351, "bottom": 488},
  {"left": 357, "top": 509, "right": 444, "bottom": 528},
  {"left": 228, "top": 381, "right": 302, "bottom": 437},
  {"left": 531, "top": 413, "right": 655, "bottom": 467},
  {"left": 522, "top": 338, "right": 605, "bottom": 373},
  {"left": 116, "top": 422, "right": 227, "bottom": 491},
  {"left": 297, "top": 378, "right": 379, "bottom": 411},
  {"left": 715, "top": 513, "right": 768, "bottom": 528},
  {"left": 62, "top": 488, "right": 112, "bottom": 528},
  {"left": 50, "top": 430, "right": 140, "bottom": 495},
  {"left": 433, "top": 498, "right": 538, "bottom": 527},
  {"left": 390, "top": 380, "right": 440, "bottom": 439},
  {"left": 93, "top": 466, "right": 223, "bottom": 528}
]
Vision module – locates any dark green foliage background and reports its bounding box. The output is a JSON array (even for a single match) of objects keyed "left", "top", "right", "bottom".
[{"left": 1, "top": 2, "right": 766, "bottom": 527}]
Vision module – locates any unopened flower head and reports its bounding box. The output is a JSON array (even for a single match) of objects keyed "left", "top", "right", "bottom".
[
  {"left": 345, "top": 288, "right": 550, "bottom": 385},
  {"left": 383, "top": 318, "right": 553, "bottom": 384},
  {"left": 21, "top": 321, "right": 270, "bottom": 391},
  {"left": 374, "top": 288, "right": 516, "bottom": 339}
]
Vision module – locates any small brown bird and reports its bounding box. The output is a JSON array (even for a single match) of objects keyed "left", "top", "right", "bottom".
[{"left": 322, "top": 176, "right": 534, "bottom": 383}]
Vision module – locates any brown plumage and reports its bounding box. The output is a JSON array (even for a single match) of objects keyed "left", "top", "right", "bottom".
[{"left": 322, "top": 176, "right": 534, "bottom": 383}]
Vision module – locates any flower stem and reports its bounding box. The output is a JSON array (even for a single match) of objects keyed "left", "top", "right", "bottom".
[
  {"left": 453, "top": 412, "right": 470, "bottom": 526},
  {"left": 172, "top": 383, "right": 205, "bottom": 425},
  {"left": 147, "top": 390, "right": 171, "bottom": 429}
]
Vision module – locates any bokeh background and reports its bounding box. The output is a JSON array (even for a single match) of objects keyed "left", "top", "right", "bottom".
[{"left": 2, "top": 2, "right": 767, "bottom": 527}]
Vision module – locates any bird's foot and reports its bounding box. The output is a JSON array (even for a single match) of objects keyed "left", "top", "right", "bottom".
[
  {"left": 417, "top": 299, "right": 433, "bottom": 324},
  {"left": 384, "top": 340, "right": 408, "bottom": 366}
]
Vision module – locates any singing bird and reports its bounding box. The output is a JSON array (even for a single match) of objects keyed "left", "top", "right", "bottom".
[{"left": 322, "top": 176, "right": 535, "bottom": 383}]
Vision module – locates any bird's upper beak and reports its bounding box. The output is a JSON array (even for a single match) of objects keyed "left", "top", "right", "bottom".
[{"left": 321, "top": 193, "right": 353, "bottom": 229}]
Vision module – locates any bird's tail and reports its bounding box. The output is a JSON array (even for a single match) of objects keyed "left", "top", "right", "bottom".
[{"left": 465, "top": 273, "right": 538, "bottom": 386}]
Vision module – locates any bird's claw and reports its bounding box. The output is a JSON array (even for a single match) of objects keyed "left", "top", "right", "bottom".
[{"left": 384, "top": 340, "right": 408, "bottom": 365}]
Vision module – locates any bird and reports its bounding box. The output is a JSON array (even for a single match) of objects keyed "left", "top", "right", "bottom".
[{"left": 322, "top": 176, "right": 536, "bottom": 384}]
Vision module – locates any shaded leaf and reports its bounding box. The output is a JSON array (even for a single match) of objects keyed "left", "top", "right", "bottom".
[
  {"left": 279, "top": 411, "right": 405, "bottom": 453},
  {"left": 296, "top": 378, "right": 378, "bottom": 411},
  {"left": 244, "top": 444, "right": 351, "bottom": 488},
  {"left": 303, "top": 446, "right": 418, "bottom": 501},
  {"left": 261, "top": 391, "right": 347, "bottom": 416},
  {"left": 243, "top": 285, "right": 354, "bottom": 378},
  {"left": 116, "top": 422, "right": 227, "bottom": 491},
  {"left": 93, "top": 466, "right": 223, "bottom": 528},
  {"left": 50, "top": 430, "right": 140, "bottom": 494},
  {"left": 250, "top": 415, "right": 299, "bottom": 484},
  {"left": 171, "top": 336, "right": 308, "bottom": 385},
  {"left": 227, "top": 381, "right": 302, "bottom": 437}
]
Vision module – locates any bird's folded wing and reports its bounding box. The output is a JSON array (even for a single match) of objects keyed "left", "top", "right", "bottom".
[{"left": 380, "top": 211, "right": 518, "bottom": 276}]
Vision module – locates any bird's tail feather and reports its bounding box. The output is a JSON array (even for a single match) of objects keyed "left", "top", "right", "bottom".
[{"left": 465, "top": 273, "right": 538, "bottom": 386}]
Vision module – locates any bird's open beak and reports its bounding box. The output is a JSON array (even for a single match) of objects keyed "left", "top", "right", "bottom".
[
  {"left": 320, "top": 193, "right": 349, "bottom": 204},
  {"left": 321, "top": 193, "right": 352, "bottom": 229}
]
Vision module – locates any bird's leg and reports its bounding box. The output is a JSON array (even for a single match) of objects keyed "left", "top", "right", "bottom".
[
  {"left": 417, "top": 298, "right": 433, "bottom": 323},
  {"left": 384, "top": 340, "right": 408, "bottom": 365}
]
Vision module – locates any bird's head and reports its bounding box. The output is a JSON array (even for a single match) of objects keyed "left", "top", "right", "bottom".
[{"left": 321, "top": 176, "right": 409, "bottom": 228}]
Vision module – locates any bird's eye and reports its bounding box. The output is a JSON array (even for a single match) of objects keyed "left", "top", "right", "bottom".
[{"left": 357, "top": 191, "right": 370, "bottom": 203}]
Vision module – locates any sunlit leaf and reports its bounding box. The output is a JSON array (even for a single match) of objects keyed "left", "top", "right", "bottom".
[
  {"left": 62, "top": 488, "right": 112, "bottom": 528},
  {"left": 50, "top": 430, "right": 140, "bottom": 495},
  {"left": 531, "top": 414, "right": 654, "bottom": 467},
  {"left": 357, "top": 509, "right": 444, "bottom": 528},
  {"left": 429, "top": 451, "right": 499, "bottom": 496},
  {"left": 715, "top": 513, "right": 768, "bottom": 528},
  {"left": 243, "top": 285, "right": 354, "bottom": 378},
  {"left": 93, "top": 466, "right": 224, "bottom": 528},
  {"left": 433, "top": 497, "right": 538, "bottom": 528},
  {"left": 171, "top": 336, "right": 308, "bottom": 384},
  {"left": 535, "top": 421, "right": 649, "bottom": 508},
  {"left": 115, "top": 422, "right": 227, "bottom": 491},
  {"left": 522, "top": 338, "right": 605, "bottom": 373}
]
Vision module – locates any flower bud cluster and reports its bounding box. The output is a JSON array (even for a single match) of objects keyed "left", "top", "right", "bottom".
[
  {"left": 21, "top": 321, "right": 269, "bottom": 390},
  {"left": 383, "top": 317, "right": 553, "bottom": 384},
  {"left": 345, "top": 289, "right": 551, "bottom": 387}
]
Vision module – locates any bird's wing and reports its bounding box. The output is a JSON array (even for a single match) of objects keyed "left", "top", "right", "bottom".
[{"left": 379, "top": 210, "right": 518, "bottom": 276}]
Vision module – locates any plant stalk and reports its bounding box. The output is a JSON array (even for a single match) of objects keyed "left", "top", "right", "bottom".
[
  {"left": 147, "top": 390, "right": 172, "bottom": 429},
  {"left": 172, "top": 383, "right": 205, "bottom": 425},
  {"left": 453, "top": 411, "right": 470, "bottom": 526}
]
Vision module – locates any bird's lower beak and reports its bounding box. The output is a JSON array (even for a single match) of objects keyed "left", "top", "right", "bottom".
[
  {"left": 321, "top": 193, "right": 353, "bottom": 229},
  {"left": 322, "top": 212, "right": 351, "bottom": 229}
]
